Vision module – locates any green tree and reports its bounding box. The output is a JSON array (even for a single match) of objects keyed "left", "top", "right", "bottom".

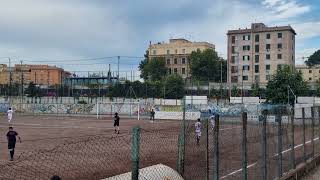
[
  {"left": 251, "top": 83, "right": 264, "bottom": 97},
  {"left": 316, "top": 82, "right": 320, "bottom": 97},
  {"left": 139, "top": 50, "right": 149, "bottom": 80},
  {"left": 164, "top": 74, "right": 185, "bottom": 99},
  {"left": 305, "top": 49, "right": 320, "bottom": 66},
  {"left": 266, "top": 65, "right": 308, "bottom": 104},
  {"left": 139, "top": 57, "right": 167, "bottom": 81},
  {"left": 25, "top": 82, "right": 42, "bottom": 97},
  {"left": 231, "top": 85, "right": 240, "bottom": 97},
  {"left": 189, "top": 49, "right": 227, "bottom": 82}
]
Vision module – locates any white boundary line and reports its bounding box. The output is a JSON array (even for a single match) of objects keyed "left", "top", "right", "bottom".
[{"left": 221, "top": 137, "right": 320, "bottom": 179}]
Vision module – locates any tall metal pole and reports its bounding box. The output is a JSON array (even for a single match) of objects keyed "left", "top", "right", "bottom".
[
  {"left": 117, "top": 56, "right": 120, "bottom": 83},
  {"left": 20, "top": 60, "right": 23, "bottom": 104},
  {"left": 8, "top": 58, "right": 12, "bottom": 105}
]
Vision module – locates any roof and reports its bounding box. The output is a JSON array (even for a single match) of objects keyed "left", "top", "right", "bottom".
[{"left": 227, "top": 24, "right": 296, "bottom": 35}]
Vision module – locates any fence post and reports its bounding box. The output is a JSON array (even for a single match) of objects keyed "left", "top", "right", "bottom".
[
  {"left": 242, "top": 112, "right": 248, "bottom": 180},
  {"left": 276, "top": 114, "right": 283, "bottom": 178},
  {"left": 177, "top": 97, "right": 186, "bottom": 176},
  {"left": 311, "top": 107, "right": 315, "bottom": 157},
  {"left": 131, "top": 126, "right": 141, "bottom": 180},
  {"left": 302, "top": 108, "right": 306, "bottom": 162},
  {"left": 318, "top": 107, "right": 320, "bottom": 153},
  {"left": 290, "top": 108, "right": 295, "bottom": 170},
  {"left": 206, "top": 118, "right": 209, "bottom": 180},
  {"left": 213, "top": 114, "right": 220, "bottom": 180},
  {"left": 261, "top": 110, "right": 267, "bottom": 180}
]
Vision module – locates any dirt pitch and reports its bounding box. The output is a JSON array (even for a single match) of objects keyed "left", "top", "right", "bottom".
[{"left": 0, "top": 115, "right": 317, "bottom": 180}]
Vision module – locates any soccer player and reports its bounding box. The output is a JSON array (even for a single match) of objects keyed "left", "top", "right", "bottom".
[
  {"left": 195, "top": 118, "right": 201, "bottom": 145},
  {"left": 6, "top": 127, "right": 21, "bottom": 161},
  {"left": 114, "top": 112, "right": 120, "bottom": 134},
  {"left": 7, "top": 107, "right": 13, "bottom": 124},
  {"left": 150, "top": 109, "right": 155, "bottom": 122},
  {"left": 210, "top": 111, "right": 216, "bottom": 131}
]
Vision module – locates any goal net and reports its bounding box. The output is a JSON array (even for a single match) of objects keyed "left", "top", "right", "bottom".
[{"left": 96, "top": 101, "right": 140, "bottom": 120}]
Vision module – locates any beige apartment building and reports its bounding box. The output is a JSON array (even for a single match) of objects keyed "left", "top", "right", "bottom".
[
  {"left": 296, "top": 65, "right": 320, "bottom": 83},
  {"left": 227, "top": 23, "right": 296, "bottom": 89},
  {"left": 148, "top": 38, "right": 215, "bottom": 78}
]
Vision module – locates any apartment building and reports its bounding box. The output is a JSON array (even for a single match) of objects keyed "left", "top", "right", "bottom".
[
  {"left": 227, "top": 23, "right": 296, "bottom": 89},
  {"left": 0, "top": 64, "right": 68, "bottom": 86},
  {"left": 148, "top": 38, "right": 215, "bottom": 78},
  {"left": 296, "top": 65, "right": 320, "bottom": 83}
]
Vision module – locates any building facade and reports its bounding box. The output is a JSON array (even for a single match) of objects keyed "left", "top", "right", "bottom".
[
  {"left": 296, "top": 65, "right": 320, "bottom": 83},
  {"left": 148, "top": 38, "right": 215, "bottom": 78},
  {"left": 0, "top": 64, "right": 69, "bottom": 86},
  {"left": 227, "top": 23, "right": 296, "bottom": 89}
]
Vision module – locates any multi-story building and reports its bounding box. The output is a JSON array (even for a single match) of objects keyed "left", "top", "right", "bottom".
[
  {"left": 0, "top": 64, "right": 69, "bottom": 86},
  {"left": 148, "top": 38, "right": 215, "bottom": 78},
  {"left": 227, "top": 23, "right": 296, "bottom": 89},
  {"left": 296, "top": 65, "right": 320, "bottom": 83}
]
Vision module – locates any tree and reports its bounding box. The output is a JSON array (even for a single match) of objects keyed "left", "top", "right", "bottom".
[
  {"left": 231, "top": 85, "right": 240, "bottom": 97},
  {"left": 305, "top": 49, "right": 320, "bottom": 66},
  {"left": 139, "top": 56, "right": 167, "bottom": 81},
  {"left": 315, "top": 82, "right": 320, "bottom": 97},
  {"left": 251, "top": 83, "right": 264, "bottom": 97},
  {"left": 139, "top": 50, "right": 149, "bottom": 80},
  {"left": 164, "top": 74, "right": 185, "bottom": 99},
  {"left": 189, "top": 49, "right": 227, "bottom": 82},
  {"left": 25, "top": 82, "right": 42, "bottom": 97},
  {"left": 266, "top": 65, "right": 308, "bottom": 104}
]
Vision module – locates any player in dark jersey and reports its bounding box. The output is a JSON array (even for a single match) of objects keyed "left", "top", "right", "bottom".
[
  {"left": 114, "top": 112, "right": 120, "bottom": 134},
  {"left": 6, "top": 127, "right": 21, "bottom": 161},
  {"left": 150, "top": 109, "right": 155, "bottom": 122}
]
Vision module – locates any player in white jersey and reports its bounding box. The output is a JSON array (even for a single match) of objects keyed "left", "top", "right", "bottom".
[
  {"left": 195, "top": 118, "right": 201, "bottom": 145},
  {"left": 7, "top": 108, "right": 13, "bottom": 124}
]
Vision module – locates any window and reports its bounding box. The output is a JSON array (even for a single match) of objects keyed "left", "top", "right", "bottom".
[
  {"left": 182, "top": 49, "right": 186, "bottom": 54},
  {"left": 277, "top": 54, "right": 282, "bottom": 59},
  {"left": 277, "top": 43, "right": 282, "bottom": 49},
  {"left": 243, "top": 55, "right": 250, "bottom": 61},
  {"left": 266, "top": 44, "right": 271, "bottom": 50},
  {"left": 255, "top": 65, "right": 259, "bottom": 73},
  {"left": 255, "top": 45, "right": 259, "bottom": 53},
  {"left": 182, "top": 58, "right": 186, "bottom": 64},
  {"left": 278, "top": 33, "right": 282, "bottom": 38},
  {"left": 242, "top": 76, "right": 248, "bottom": 81},
  {"left": 231, "top": 36, "right": 236, "bottom": 43},
  {"left": 167, "top": 50, "right": 170, "bottom": 54},
  {"left": 232, "top": 46, "right": 235, "bottom": 53},
  {"left": 243, "top": 65, "right": 250, "bottom": 71},
  {"left": 266, "top": 54, "right": 270, "bottom": 60},
  {"left": 255, "top": 75, "right": 260, "bottom": 82},
  {"left": 175, "top": 49, "right": 178, "bottom": 54},
  {"left": 255, "top": 34, "right": 259, "bottom": 42},
  {"left": 168, "top": 68, "right": 172, "bottom": 74},
  {"left": 277, "top": 64, "right": 282, "bottom": 70},
  {"left": 243, "top": 45, "right": 250, "bottom": 51},
  {"left": 266, "top": 75, "right": 270, "bottom": 80},
  {"left": 166, "top": 59, "right": 170, "bottom": 64},
  {"left": 231, "top": 56, "right": 236, "bottom": 63},
  {"left": 182, "top": 68, "right": 186, "bottom": 74},
  {"left": 231, "top": 76, "right": 238, "bottom": 83},
  {"left": 174, "top": 58, "right": 178, "bottom": 64},
  {"left": 153, "top": 50, "right": 156, "bottom": 55},
  {"left": 243, "top": 35, "right": 250, "bottom": 40},
  {"left": 266, "top": 64, "right": 270, "bottom": 70},
  {"left": 309, "top": 77, "right": 312, "bottom": 81},
  {"left": 266, "top": 33, "right": 271, "bottom": 39},
  {"left": 309, "top": 70, "right": 312, "bottom": 73},
  {"left": 255, "top": 55, "right": 259, "bottom": 63},
  {"left": 174, "top": 68, "right": 177, "bottom": 74},
  {"left": 231, "top": 66, "right": 238, "bottom": 73}
]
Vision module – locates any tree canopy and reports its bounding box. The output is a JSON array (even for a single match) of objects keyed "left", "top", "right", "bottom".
[
  {"left": 139, "top": 53, "right": 167, "bottom": 81},
  {"left": 266, "top": 65, "right": 308, "bottom": 104},
  {"left": 305, "top": 49, "right": 320, "bottom": 66},
  {"left": 189, "top": 49, "right": 227, "bottom": 82},
  {"left": 164, "top": 74, "right": 185, "bottom": 99}
]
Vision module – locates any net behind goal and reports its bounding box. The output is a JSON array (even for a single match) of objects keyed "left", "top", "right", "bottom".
[{"left": 96, "top": 101, "right": 140, "bottom": 120}]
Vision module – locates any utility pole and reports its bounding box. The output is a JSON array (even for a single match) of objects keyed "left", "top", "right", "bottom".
[
  {"left": 8, "top": 58, "right": 12, "bottom": 105},
  {"left": 20, "top": 60, "right": 23, "bottom": 104},
  {"left": 117, "top": 56, "right": 120, "bottom": 83}
]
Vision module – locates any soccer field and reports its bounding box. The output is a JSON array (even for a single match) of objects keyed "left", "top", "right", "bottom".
[{"left": 0, "top": 114, "right": 317, "bottom": 180}]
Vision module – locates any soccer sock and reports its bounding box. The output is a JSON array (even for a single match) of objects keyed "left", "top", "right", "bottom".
[{"left": 9, "top": 149, "right": 14, "bottom": 159}]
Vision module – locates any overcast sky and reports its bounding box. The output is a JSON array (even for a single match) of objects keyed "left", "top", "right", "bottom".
[{"left": 0, "top": 0, "right": 319, "bottom": 76}]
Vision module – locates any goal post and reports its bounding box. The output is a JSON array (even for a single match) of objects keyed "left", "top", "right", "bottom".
[{"left": 96, "top": 101, "right": 140, "bottom": 120}]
